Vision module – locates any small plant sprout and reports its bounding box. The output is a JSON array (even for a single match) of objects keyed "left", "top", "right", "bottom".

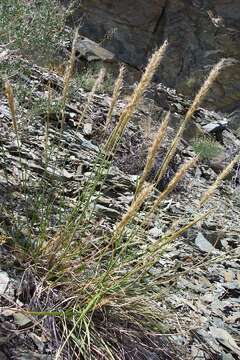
[{"left": 192, "top": 136, "right": 224, "bottom": 159}]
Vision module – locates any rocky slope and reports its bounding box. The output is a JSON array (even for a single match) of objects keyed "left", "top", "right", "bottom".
[
  {"left": 0, "top": 49, "right": 240, "bottom": 358},
  {"left": 63, "top": 0, "right": 240, "bottom": 115}
]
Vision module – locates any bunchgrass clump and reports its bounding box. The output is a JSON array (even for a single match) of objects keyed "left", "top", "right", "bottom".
[{"left": 1, "top": 24, "right": 236, "bottom": 359}]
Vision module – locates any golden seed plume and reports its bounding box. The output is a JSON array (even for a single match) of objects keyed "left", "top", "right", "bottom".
[
  {"left": 105, "top": 65, "right": 125, "bottom": 129},
  {"left": 5, "top": 81, "right": 17, "bottom": 134},
  {"left": 61, "top": 28, "right": 79, "bottom": 130},
  {"left": 136, "top": 111, "right": 170, "bottom": 195},
  {"left": 199, "top": 153, "right": 240, "bottom": 206},
  {"left": 112, "top": 184, "right": 153, "bottom": 242},
  {"left": 152, "top": 156, "right": 198, "bottom": 213},
  {"left": 105, "top": 40, "right": 168, "bottom": 153},
  {"left": 185, "top": 59, "right": 225, "bottom": 122},
  {"left": 156, "top": 59, "right": 226, "bottom": 186},
  {"left": 77, "top": 67, "right": 106, "bottom": 129}
]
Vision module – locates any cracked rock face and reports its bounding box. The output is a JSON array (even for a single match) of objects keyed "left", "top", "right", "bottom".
[{"left": 64, "top": 0, "right": 240, "bottom": 113}]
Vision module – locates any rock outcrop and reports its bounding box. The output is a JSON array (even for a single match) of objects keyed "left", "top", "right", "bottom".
[{"left": 64, "top": 0, "right": 240, "bottom": 115}]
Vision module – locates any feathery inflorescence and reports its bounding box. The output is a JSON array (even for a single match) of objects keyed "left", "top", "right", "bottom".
[
  {"left": 199, "top": 153, "right": 240, "bottom": 206},
  {"left": 5, "top": 80, "right": 17, "bottom": 134},
  {"left": 105, "top": 65, "right": 125, "bottom": 129},
  {"left": 136, "top": 111, "right": 170, "bottom": 195},
  {"left": 155, "top": 59, "right": 226, "bottom": 186},
  {"left": 112, "top": 184, "right": 154, "bottom": 243},
  {"left": 61, "top": 28, "right": 79, "bottom": 130},
  {"left": 150, "top": 156, "right": 198, "bottom": 215},
  {"left": 105, "top": 41, "right": 168, "bottom": 153},
  {"left": 77, "top": 67, "right": 106, "bottom": 129}
]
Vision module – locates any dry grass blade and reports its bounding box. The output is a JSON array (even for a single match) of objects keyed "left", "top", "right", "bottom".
[
  {"left": 0, "top": 235, "right": 9, "bottom": 245},
  {"left": 105, "top": 65, "right": 125, "bottom": 129},
  {"left": 118, "top": 210, "right": 212, "bottom": 288},
  {"left": 156, "top": 59, "right": 226, "bottom": 186},
  {"left": 61, "top": 28, "right": 79, "bottom": 130},
  {"left": 45, "top": 82, "right": 52, "bottom": 162},
  {"left": 105, "top": 40, "right": 168, "bottom": 153},
  {"left": 152, "top": 156, "right": 198, "bottom": 214},
  {"left": 77, "top": 67, "right": 106, "bottom": 129},
  {"left": 199, "top": 153, "right": 240, "bottom": 206},
  {"left": 136, "top": 111, "right": 170, "bottom": 195}
]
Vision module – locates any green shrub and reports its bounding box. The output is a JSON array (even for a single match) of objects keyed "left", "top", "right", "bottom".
[
  {"left": 74, "top": 62, "right": 114, "bottom": 93},
  {"left": 0, "top": 0, "right": 67, "bottom": 65}
]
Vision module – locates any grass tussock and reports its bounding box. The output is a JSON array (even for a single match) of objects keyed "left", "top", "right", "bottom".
[{"left": 1, "top": 21, "right": 236, "bottom": 359}]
